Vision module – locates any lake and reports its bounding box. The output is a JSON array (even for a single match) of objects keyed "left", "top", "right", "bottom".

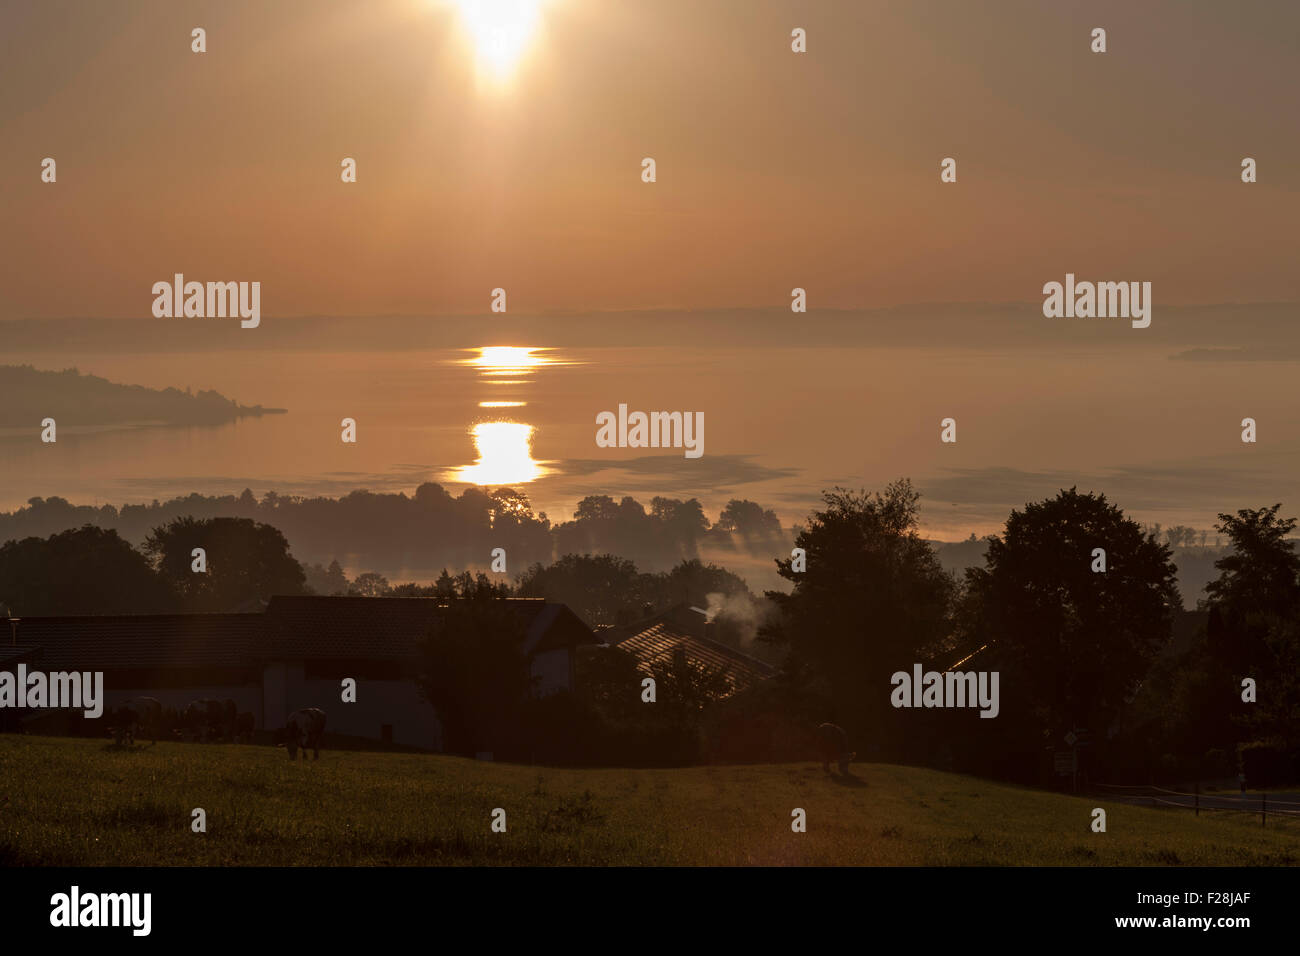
[{"left": 4, "top": 332, "right": 1296, "bottom": 558}]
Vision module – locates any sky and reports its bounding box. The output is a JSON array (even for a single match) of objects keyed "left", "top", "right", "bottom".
[
  {"left": 1, "top": 0, "right": 1298, "bottom": 320},
  {"left": 2, "top": 0, "right": 1299, "bottom": 566}
]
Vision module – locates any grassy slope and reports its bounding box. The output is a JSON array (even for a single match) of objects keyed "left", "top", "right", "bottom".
[{"left": 1, "top": 735, "right": 1297, "bottom": 866}]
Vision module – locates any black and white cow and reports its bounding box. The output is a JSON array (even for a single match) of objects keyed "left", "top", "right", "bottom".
[
  {"left": 112, "top": 697, "right": 162, "bottom": 746},
  {"left": 184, "top": 699, "right": 225, "bottom": 742},
  {"left": 284, "top": 708, "right": 326, "bottom": 760}
]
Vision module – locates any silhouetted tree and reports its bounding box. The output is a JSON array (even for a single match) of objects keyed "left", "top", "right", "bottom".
[
  {"left": 761, "top": 480, "right": 955, "bottom": 757},
  {"left": 1205, "top": 504, "right": 1300, "bottom": 622},
  {"left": 714, "top": 499, "right": 783, "bottom": 542},
  {"left": 348, "top": 572, "right": 391, "bottom": 597},
  {"left": 414, "top": 585, "right": 537, "bottom": 755},
  {"left": 0, "top": 526, "right": 175, "bottom": 615},
  {"left": 303, "top": 558, "right": 349, "bottom": 595},
  {"left": 516, "top": 554, "right": 645, "bottom": 626},
  {"left": 1203, "top": 504, "right": 1300, "bottom": 745},
  {"left": 653, "top": 559, "right": 751, "bottom": 608},
  {"left": 963, "top": 488, "right": 1180, "bottom": 748},
  {"left": 144, "top": 516, "right": 306, "bottom": 611}
]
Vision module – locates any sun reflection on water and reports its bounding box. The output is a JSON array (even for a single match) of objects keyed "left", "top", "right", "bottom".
[{"left": 450, "top": 421, "right": 550, "bottom": 485}]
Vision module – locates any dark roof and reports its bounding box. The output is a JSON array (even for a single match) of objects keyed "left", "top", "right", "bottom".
[
  {"left": 263, "top": 596, "right": 597, "bottom": 661},
  {"left": 4, "top": 597, "right": 598, "bottom": 671},
  {"left": 603, "top": 605, "right": 776, "bottom": 695},
  {"left": 0, "top": 644, "right": 41, "bottom": 669},
  {"left": 6, "top": 614, "right": 264, "bottom": 671}
]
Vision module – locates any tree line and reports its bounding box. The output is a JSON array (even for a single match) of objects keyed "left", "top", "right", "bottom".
[
  {"left": 754, "top": 482, "right": 1299, "bottom": 787},
  {"left": 0, "top": 485, "right": 787, "bottom": 575},
  {"left": 1, "top": 480, "right": 1294, "bottom": 784}
]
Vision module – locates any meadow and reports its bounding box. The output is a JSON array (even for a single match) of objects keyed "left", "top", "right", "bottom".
[{"left": 2, "top": 735, "right": 1297, "bottom": 866}]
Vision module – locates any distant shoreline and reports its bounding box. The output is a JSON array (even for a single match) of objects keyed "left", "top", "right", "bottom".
[{"left": 0, "top": 364, "right": 286, "bottom": 428}]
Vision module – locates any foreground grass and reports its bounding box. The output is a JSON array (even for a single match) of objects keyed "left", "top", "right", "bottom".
[{"left": 2, "top": 735, "right": 1297, "bottom": 866}]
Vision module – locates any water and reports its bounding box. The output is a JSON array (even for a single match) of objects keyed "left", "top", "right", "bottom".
[{"left": 3, "top": 338, "right": 1298, "bottom": 548}]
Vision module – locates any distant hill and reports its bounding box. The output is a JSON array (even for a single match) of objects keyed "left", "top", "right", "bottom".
[{"left": 0, "top": 364, "right": 285, "bottom": 427}]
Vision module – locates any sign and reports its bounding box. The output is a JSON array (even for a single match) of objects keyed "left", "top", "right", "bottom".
[
  {"left": 1054, "top": 751, "right": 1076, "bottom": 775},
  {"left": 1064, "top": 732, "right": 1078, "bottom": 746}
]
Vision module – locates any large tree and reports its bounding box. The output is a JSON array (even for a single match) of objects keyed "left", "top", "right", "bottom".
[
  {"left": 1203, "top": 504, "right": 1300, "bottom": 745},
  {"left": 761, "top": 480, "right": 955, "bottom": 754},
  {"left": 0, "top": 525, "right": 175, "bottom": 615},
  {"left": 963, "top": 488, "right": 1180, "bottom": 744},
  {"left": 714, "top": 499, "right": 783, "bottom": 542},
  {"left": 515, "top": 553, "right": 645, "bottom": 626},
  {"left": 144, "top": 516, "right": 306, "bottom": 611},
  {"left": 414, "top": 579, "right": 536, "bottom": 756},
  {"left": 1205, "top": 505, "right": 1300, "bottom": 621}
]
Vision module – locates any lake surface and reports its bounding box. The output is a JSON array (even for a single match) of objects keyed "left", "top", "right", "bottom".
[{"left": 3, "top": 338, "right": 1298, "bottom": 547}]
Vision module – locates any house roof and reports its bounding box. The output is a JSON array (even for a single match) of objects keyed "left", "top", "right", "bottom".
[
  {"left": 3, "top": 597, "right": 598, "bottom": 671},
  {"left": 603, "top": 605, "right": 776, "bottom": 695},
  {"left": 262, "top": 596, "right": 597, "bottom": 660},
  {"left": 6, "top": 614, "right": 264, "bottom": 671},
  {"left": 0, "top": 644, "right": 42, "bottom": 669}
]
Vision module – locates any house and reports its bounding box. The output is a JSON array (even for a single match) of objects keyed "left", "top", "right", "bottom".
[
  {"left": 4, "top": 596, "right": 598, "bottom": 750},
  {"left": 601, "top": 604, "right": 776, "bottom": 697},
  {"left": 259, "top": 595, "right": 596, "bottom": 749}
]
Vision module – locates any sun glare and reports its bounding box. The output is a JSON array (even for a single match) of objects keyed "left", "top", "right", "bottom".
[
  {"left": 450, "top": 0, "right": 547, "bottom": 80},
  {"left": 472, "top": 346, "right": 544, "bottom": 373},
  {"left": 451, "top": 421, "right": 549, "bottom": 485},
  {"left": 461, "top": 346, "right": 570, "bottom": 377}
]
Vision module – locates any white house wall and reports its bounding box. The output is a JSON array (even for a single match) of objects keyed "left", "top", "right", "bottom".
[
  {"left": 103, "top": 648, "right": 578, "bottom": 752},
  {"left": 265, "top": 661, "right": 443, "bottom": 751}
]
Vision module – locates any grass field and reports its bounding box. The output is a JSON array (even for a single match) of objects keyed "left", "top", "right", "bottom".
[{"left": 2, "top": 735, "right": 1297, "bottom": 866}]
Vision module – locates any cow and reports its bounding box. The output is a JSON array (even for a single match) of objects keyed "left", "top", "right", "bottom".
[
  {"left": 221, "top": 699, "right": 238, "bottom": 741},
  {"left": 184, "top": 699, "right": 225, "bottom": 742},
  {"left": 284, "top": 708, "right": 326, "bottom": 760},
  {"left": 116, "top": 697, "right": 162, "bottom": 746},
  {"left": 817, "top": 722, "right": 855, "bottom": 775}
]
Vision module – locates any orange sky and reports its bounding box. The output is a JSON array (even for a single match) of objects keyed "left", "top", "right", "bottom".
[{"left": 2, "top": 0, "right": 1298, "bottom": 319}]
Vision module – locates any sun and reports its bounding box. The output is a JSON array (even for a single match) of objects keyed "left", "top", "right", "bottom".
[{"left": 449, "top": 0, "right": 548, "bottom": 80}]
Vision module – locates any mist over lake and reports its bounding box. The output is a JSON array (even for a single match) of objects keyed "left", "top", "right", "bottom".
[{"left": 4, "top": 307, "right": 1297, "bottom": 565}]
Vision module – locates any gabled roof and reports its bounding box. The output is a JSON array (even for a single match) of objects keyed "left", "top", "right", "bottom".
[
  {"left": 263, "top": 595, "right": 597, "bottom": 660},
  {"left": 603, "top": 605, "right": 776, "bottom": 695},
  {"left": 5, "top": 614, "right": 264, "bottom": 671},
  {"left": 0, "top": 644, "right": 42, "bottom": 669},
  {"left": 3, "top": 597, "right": 598, "bottom": 671}
]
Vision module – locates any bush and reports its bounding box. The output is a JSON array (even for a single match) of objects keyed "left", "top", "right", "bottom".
[{"left": 1237, "top": 739, "right": 1297, "bottom": 788}]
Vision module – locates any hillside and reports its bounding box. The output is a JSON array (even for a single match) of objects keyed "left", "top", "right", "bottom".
[
  {"left": 0, "top": 364, "right": 284, "bottom": 427},
  {"left": 1, "top": 736, "right": 1296, "bottom": 866}
]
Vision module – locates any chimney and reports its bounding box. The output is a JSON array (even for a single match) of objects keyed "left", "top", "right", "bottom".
[
  {"left": 684, "top": 604, "right": 709, "bottom": 639},
  {"left": 641, "top": 602, "right": 654, "bottom": 618}
]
